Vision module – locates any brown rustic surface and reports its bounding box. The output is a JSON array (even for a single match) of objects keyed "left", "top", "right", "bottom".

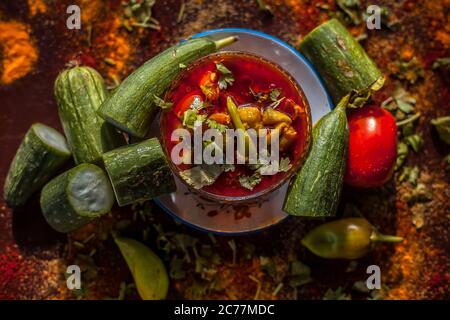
[{"left": 0, "top": 0, "right": 448, "bottom": 300}]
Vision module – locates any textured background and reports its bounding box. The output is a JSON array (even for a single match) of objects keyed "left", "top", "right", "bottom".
[{"left": 0, "top": 0, "right": 448, "bottom": 299}]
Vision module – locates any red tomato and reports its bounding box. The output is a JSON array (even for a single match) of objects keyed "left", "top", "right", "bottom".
[
  {"left": 345, "top": 105, "right": 397, "bottom": 187},
  {"left": 174, "top": 93, "right": 203, "bottom": 118}
]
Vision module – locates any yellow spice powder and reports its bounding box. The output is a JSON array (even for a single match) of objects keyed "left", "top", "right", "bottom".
[{"left": 0, "top": 21, "right": 39, "bottom": 85}]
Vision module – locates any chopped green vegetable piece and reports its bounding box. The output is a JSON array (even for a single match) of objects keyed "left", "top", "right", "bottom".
[
  {"left": 256, "top": 0, "right": 274, "bottom": 16},
  {"left": 431, "top": 116, "right": 450, "bottom": 145},
  {"left": 270, "top": 88, "right": 281, "bottom": 101},
  {"left": 405, "top": 134, "right": 424, "bottom": 152},
  {"left": 432, "top": 57, "right": 450, "bottom": 70},
  {"left": 352, "top": 281, "right": 370, "bottom": 293},
  {"left": 323, "top": 287, "right": 351, "bottom": 300},
  {"left": 206, "top": 119, "right": 228, "bottom": 133},
  {"left": 406, "top": 183, "right": 432, "bottom": 204},
  {"left": 182, "top": 110, "right": 207, "bottom": 129},
  {"left": 216, "top": 63, "right": 234, "bottom": 90},
  {"left": 399, "top": 166, "right": 419, "bottom": 185},
  {"left": 395, "top": 57, "right": 424, "bottom": 85},
  {"left": 288, "top": 260, "right": 312, "bottom": 288},
  {"left": 180, "top": 164, "right": 233, "bottom": 189},
  {"left": 396, "top": 142, "right": 409, "bottom": 170},
  {"left": 336, "top": 0, "right": 362, "bottom": 25},
  {"left": 239, "top": 173, "right": 262, "bottom": 190}
]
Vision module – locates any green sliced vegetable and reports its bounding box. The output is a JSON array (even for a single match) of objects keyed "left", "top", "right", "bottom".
[
  {"left": 298, "top": 18, "right": 384, "bottom": 105},
  {"left": 54, "top": 66, "right": 125, "bottom": 164},
  {"left": 114, "top": 236, "right": 169, "bottom": 300},
  {"left": 98, "top": 36, "right": 238, "bottom": 138},
  {"left": 302, "top": 218, "right": 403, "bottom": 259},
  {"left": 283, "top": 94, "right": 349, "bottom": 217},
  {"left": 4, "top": 123, "right": 71, "bottom": 208},
  {"left": 431, "top": 116, "right": 450, "bottom": 145},
  {"left": 40, "top": 163, "right": 114, "bottom": 233},
  {"left": 102, "top": 138, "right": 176, "bottom": 206},
  {"left": 226, "top": 96, "right": 256, "bottom": 157}
]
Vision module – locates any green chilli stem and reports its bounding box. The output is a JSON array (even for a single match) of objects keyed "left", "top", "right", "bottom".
[{"left": 371, "top": 231, "right": 404, "bottom": 243}]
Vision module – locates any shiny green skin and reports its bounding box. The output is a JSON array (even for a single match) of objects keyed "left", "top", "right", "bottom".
[
  {"left": 301, "top": 218, "right": 374, "bottom": 259},
  {"left": 298, "top": 19, "right": 383, "bottom": 104},
  {"left": 283, "top": 102, "right": 348, "bottom": 217},
  {"left": 98, "top": 38, "right": 218, "bottom": 138},
  {"left": 54, "top": 66, "right": 125, "bottom": 165},
  {"left": 40, "top": 163, "right": 114, "bottom": 233},
  {"left": 114, "top": 236, "right": 169, "bottom": 300},
  {"left": 102, "top": 138, "right": 176, "bottom": 206},
  {"left": 3, "top": 123, "right": 71, "bottom": 208}
]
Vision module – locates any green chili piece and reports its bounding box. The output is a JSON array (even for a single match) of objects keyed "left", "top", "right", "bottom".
[
  {"left": 301, "top": 218, "right": 403, "bottom": 259},
  {"left": 226, "top": 96, "right": 257, "bottom": 157},
  {"left": 114, "top": 236, "right": 169, "bottom": 300}
]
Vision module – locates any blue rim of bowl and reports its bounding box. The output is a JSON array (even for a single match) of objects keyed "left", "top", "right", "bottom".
[{"left": 154, "top": 28, "right": 333, "bottom": 236}]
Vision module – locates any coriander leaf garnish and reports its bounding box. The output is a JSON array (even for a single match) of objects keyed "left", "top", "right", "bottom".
[
  {"left": 395, "top": 57, "right": 424, "bottom": 85},
  {"left": 279, "top": 157, "right": 292, "bottom": 172},
  {"left": 395, "top": 142, "right": 409, "bottom": 170},
  {"left": 181, "top": 97, "right": 207, "bottom": 128},
  {"left": 180, "top": 164, "right": 233, "bottom": 189},
  {"left": 269, "top": 88, "right": 281, "bottom": 101},
  {"left": 153, "top": 95, "right": 173, "bottom": 111},
  {"left": 206, "top": 119, "right": 228, "bottom": 133},
  {"left": 179, "top": 63, "right": 187, "bottom": 69},
  {"left": 248, "top": 157, "right": 292, "bottom": 175},
  {"left": 182, "top": 109, "right": 206, "bottom": 129},
  {"left": 239, "top": 173, "right": 262, "bottom": 190},
  {"left": 405, "top": 134, "right": 424, "bottom": 153},
  {"left": 257, "top": 157, "right": 292, "bottom": 175},
  {"left": 431, "top": 116, "right": 450, "bottom": 145},
  {"left": 216, "top": 63, "right": 234, "bottom": 90}
]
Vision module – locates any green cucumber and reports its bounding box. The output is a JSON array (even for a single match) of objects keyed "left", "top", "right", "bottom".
[
  {"left": 102, "top": 138, "right": 176, "bottom": 206},
  {"left": 40, "top": 163, "right": 114, "bottom": 233},
  {"left": 98, "top": 36, "right": 238, "bottom": 138},
  {"left": 54, "top": 66, "right": 125, "bottom": 164},
  {"left": 114, "top": 236, "right": 169, "bottom": 300},
  {"left": 298, "top": 18, "right": 384, "bottom": 105},
  {"left": 283, "top": 95, "right": 350, "bottom": 217},
  {"left": 3, "top": 123, "right": 71, "bottom": 208}
]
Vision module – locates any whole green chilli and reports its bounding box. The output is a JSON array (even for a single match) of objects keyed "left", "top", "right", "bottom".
[{"left": 301, "top": 218, "right": 404, "bottom": 259}]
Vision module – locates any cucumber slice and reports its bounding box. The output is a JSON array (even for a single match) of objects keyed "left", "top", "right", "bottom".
[
  {"left": 298, "top": 19, "right": 384, "bottom": 105},
  {"left": 283, "top": 96, "right": 349, "bottom": 217},
  {"left": 3, "top": 123, "right": 71, "bottom": 208},
  {"left": 40, "top": 163, "right": 114, "bottom": 233},
  {"left": 54, "top": 66, "right": 125, "bottom": 164},
  {"left": 102, "top": 138, "right": 176, "bottom": 206}
]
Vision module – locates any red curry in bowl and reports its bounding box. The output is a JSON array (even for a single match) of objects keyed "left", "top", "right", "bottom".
[{"left": 160, "top": 51, "right": 311, "bottom": 202}]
